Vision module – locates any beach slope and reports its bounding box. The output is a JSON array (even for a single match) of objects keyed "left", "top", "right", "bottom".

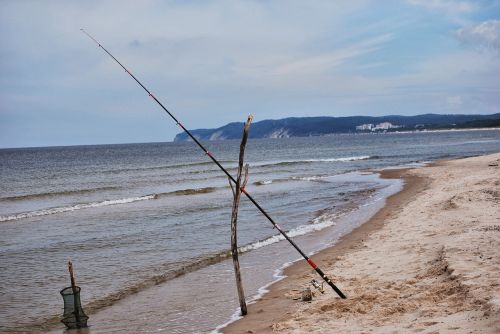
[{"left": 223, "top": 153, "right": 500, "bottom": 333}]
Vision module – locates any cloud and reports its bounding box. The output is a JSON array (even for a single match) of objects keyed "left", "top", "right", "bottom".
[
  {"left": 1, "top": 0, "right": 500, "bottom": 147},
  {"left": 270, "top": 34, "right": 393, "bottom": 76},
  {"left": 456, "top": 20, "right": 500, "bottom": 54}
]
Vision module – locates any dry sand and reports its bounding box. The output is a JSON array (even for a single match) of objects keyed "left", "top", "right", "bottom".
[{"left": 222, "top": 153, "right": 500, "bottom": 334}]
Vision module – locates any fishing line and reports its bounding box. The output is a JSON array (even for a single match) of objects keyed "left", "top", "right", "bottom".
[{"left": 81, "top": 29, "right": 346, "bottom": 299}]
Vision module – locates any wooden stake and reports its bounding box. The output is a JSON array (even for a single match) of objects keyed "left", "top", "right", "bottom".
[
  {"left": 68, "top": 260, "right": 81, "bottom": 325},
  {"left": 68, "top": 260, "right": 77, "bottom": 291},
  {"left": 229, "top": 114, "right": 253, "bottom": 316}
]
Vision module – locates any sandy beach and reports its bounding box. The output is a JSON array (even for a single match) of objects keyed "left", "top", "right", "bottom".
[{"left": 222, "top": 153, "right": 500, "bottom": 333}]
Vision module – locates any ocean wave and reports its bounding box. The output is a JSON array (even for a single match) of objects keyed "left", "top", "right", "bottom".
[
  {"left": 156, "top": 186, "right": 218, "bottom": 197},
  {"left": 238, "top": 211, "right": 347, "bottom": 253},
  {"left": 304, "top": 155, "right": 375, "bottom": 162},
  {"left": 253, "top": 155, "right": 375, "bottom": 168},
  {"left": 292, "top": 175, "right": 329, "bottom": 182},
  {"left": 0, "top": 186, "right": 223, "bottom": 222},
  {"left": 0, "top": 195, "right": 156, "bottom": 222},
  {"left": 253, "top": 180, "right": 273, "bottom": 186},
  {"left": 102, "top": 160, "right": 235, "bottom": 174},
  {"left": 0, "top": 186, "right": 121, "bottom": 202},
  {"left": 104, "top": 156, "right": 375, "bottom": 175}
]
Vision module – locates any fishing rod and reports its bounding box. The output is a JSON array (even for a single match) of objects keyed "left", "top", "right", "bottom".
[{"left": 81, "top": 29, "right": 346, "bottom": 299}]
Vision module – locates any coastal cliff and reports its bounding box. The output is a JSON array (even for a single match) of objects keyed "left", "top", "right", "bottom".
[{"left": 173, "top": 113, "right": 500, "bottom": 141}]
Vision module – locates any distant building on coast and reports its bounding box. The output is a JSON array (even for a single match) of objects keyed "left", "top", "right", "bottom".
[
  {"left": 355, "top": 122, "right": 401, "bottom": 132},
  {"left": 355, "top": 123, "right": 374, "bottom": 131}
]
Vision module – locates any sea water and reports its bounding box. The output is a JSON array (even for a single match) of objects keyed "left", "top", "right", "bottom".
[{"left": 1, "top": 130, "right": 499, "bottom": 333}]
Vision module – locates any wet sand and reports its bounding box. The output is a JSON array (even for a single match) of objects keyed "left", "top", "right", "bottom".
[{"left": 222, "top": 153, "right": 500, "bottom": 333}]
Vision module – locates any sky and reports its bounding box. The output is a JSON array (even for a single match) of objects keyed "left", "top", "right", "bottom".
[{"left": 1, "top": 0, "right": 499, "bottom": 148}]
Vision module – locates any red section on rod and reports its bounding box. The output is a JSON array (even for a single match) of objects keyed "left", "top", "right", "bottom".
[{"left": 307, "top": 259, "right": 318, "bottom": 269}]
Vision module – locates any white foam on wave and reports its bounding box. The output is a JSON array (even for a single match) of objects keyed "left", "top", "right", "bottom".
[
  {"left": 292, "top": 175, "right": 328, "bottom": 181},
  {"left": 0, "top": 195, "right": 155, "bottom": 222},
  {"left": 252, "top": 155, "right": 373, "bottom": 168},
  {"left": 307, "top": 155, "right": 372, "bottom": 162},
  {"left": 255, "top": 180, "right": 273, "bottom": 185},
  {"left": 238, "top": 212, "right": 341, "bottom": 253}
]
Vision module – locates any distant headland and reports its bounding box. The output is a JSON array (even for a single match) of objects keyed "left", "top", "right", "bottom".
[{"left": 173, "top": 113, "right": 500, "bottom": 141}]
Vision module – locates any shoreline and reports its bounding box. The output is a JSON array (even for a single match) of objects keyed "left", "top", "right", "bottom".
[
  {"left": 222, "top": 153, "right": 500, "bottom": 333},
  {"left": 221, "top": 167, "right": 425, "bottom": 333}
]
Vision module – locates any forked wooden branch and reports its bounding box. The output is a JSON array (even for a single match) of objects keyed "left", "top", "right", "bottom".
[{"left": 229, "top": 114, "right": 253, "bottom": 316}]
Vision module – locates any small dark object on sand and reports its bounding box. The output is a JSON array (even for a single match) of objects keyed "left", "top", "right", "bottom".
[{"left": 302, "top": 288, "right": 313, "bottom": 302}]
